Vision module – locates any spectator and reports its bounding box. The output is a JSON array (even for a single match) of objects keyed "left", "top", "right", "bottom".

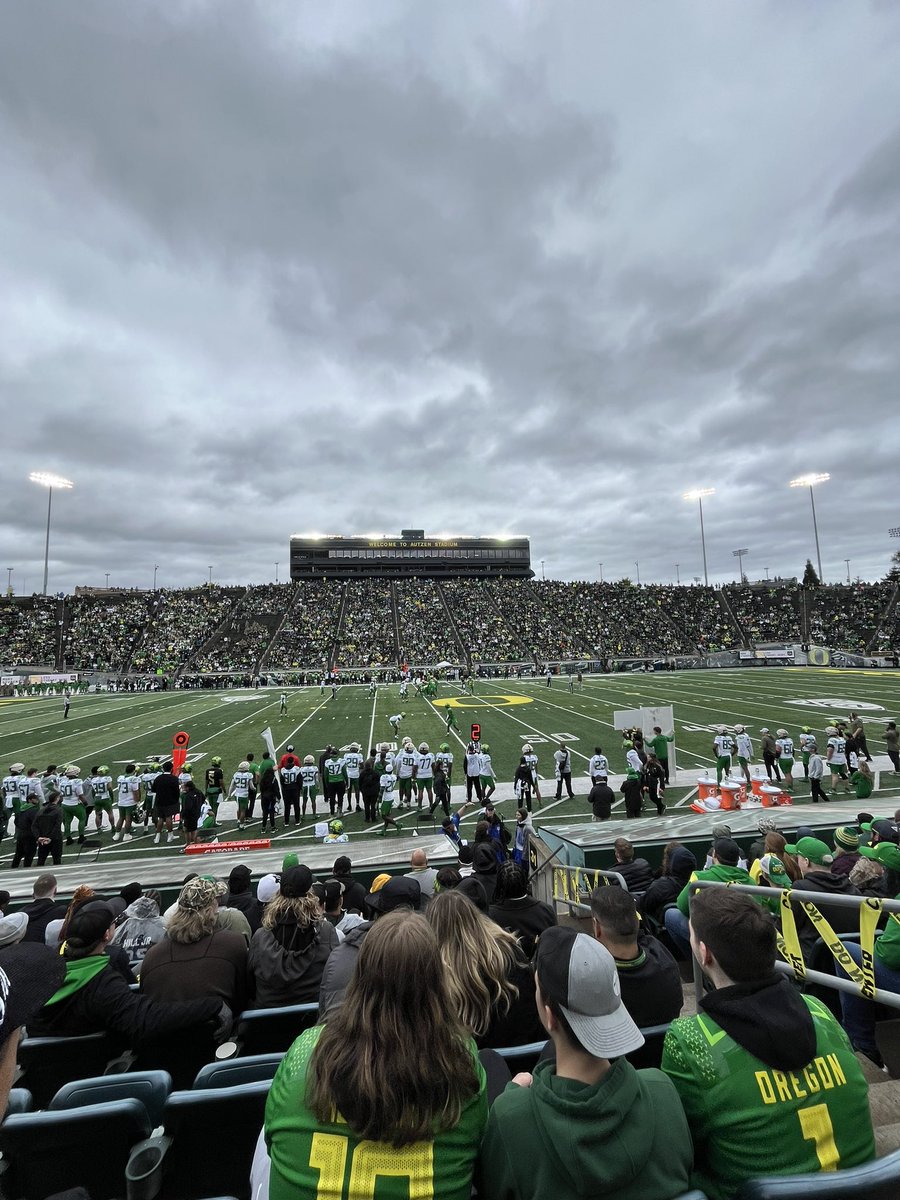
[
  {"left": 261, "top": 912, "right": 487, "bottom": 1198},
  {"left": 838, "top": 840, "right": 900, "bottom": 1065},
  {"left": 478, "top": 926, "right": 692, "bottom": 1200},
  {"left": 427, "top": 888, "right": 540, "bottom": 1049},
  {"left": 318, "top": 875, "right": 420, "bottom": 1019},
  {"left": 331, "top": 855, "right": 367, "bottom": 913},
  {"left": 248, "top": 865, "right": 339, "bottom": 1008},
  {"left": 639, "top": 846, "right": 697, "bottom": 929},
  {"left": 784, "top": 837, "right": 861, "bottom": 961},
  {"left": 665, "top": 839, "right": 754, "bottom": 958},
  {"left": 322, "top": 879, "right": 364, "bottom": 939},
  {"left": 471, "top": 842, "right": 500, "bottom": 905},
  {"left": 45, "top": 884, "right": 95, "bottom": 950},
  {"left": 110, "top": 890, "right": 166, "bottom": 972},
  {"left": 27, "top": 903, "right": 228, "bottom": 1046},
  {"left": 20, "top": 873, "right": 66, "bottom": 943},
  {"left": 141, "top": 878, "right": 248, "bottom": 1015},
  {"left": 748, "top": 832, "right": 801, "bottom": 885},
  {"left": 404, "top": 848, "right": 439, "bottom": 908},
  {"left": 590, "top": 887, "right": 683, "bottom": 1027},
  {"left": 488, "top": 861, "right": 557, "bottom": 958},
  {"left": 611, "top": 837, "right": 654, "bottom": 894},
  {"left": 224, "top": 864, "right": 262, "bottom": 930},
  {"left": 662, "top": 888, "right": 875, "bottom": 1199},
  {"left": 830, "top": 827, "right": 861, "bottom": 878}
]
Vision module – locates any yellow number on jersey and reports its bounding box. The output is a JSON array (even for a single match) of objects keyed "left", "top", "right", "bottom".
[
  {"left": 310, "top": 1132, "right": 434, "bottom": 1199},
  {"left": 799, "top": 1103, "right": 840, "bottom": 1171}
]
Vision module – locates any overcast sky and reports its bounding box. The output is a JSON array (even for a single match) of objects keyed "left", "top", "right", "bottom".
[{"left": 2, "top": 1, "right": 899, "bottom": 595}]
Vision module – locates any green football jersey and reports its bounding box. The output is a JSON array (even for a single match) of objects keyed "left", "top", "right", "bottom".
[
  {"left": 265, "top": 1025, "right": 488, "bottom": 1200},
  {"left": 661, "top": 995, "right": 875, "bottom": 1200}
]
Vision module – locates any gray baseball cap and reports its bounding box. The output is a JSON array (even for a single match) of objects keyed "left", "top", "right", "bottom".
[{"left": 535, "top": 926, "right": 644, "bottom": 1059}]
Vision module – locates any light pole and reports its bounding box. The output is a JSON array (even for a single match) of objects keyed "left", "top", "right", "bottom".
[
  {"left": 5, "top": 567, "right": 12, "bottom": 595},
  {"left": 105, "top": 573, "right": 110, "bottom": 589},
  {"left": 598, "top": 562, "right": 603, "bottom": 583},
  {"left": 153, "top": 564, "right": 159, "bottom": 591},
  {"left": 540, "top": 559, "right": 545, "bottom": 581},
  {"left": 675, "top": 563, "right": 680, "bottom": 585},
  {"left": 684, "top": 488, "right": 714, "bottom": 586},
  {"left": 635, "top": 561, "right": 640, "bottom": 585},
  {"left": 208, "top": 565, "right": 213, "bottom": 585},
  {"left": 764, "top": 566, "right": 770, "bottom": 581},
  {"left": 844, "top": 558, "right": 851, "bottom": 584},
  {"left": 275, "top": 562, "right": 279, "bottom": 583},
  {"left": 29, "top": 472, "right": 74, "bottom": 595},
  {"left": 733, "top": 548, "right": 749, "bottom": 582},
  {"left": 790, "top": 473, "right": 829, "bottom": 583}
]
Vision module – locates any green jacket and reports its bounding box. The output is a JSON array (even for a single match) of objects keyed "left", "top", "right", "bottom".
[
  {"left": 676, "top": 865, "right": 756, "bottom": 916},
  {"left": 649, "top": 734, "right": 674, "bottom": 760},
  {"left": 477, "top": 1057, "right": 692, "bottom": 1200},
  {"left": 876, "top": 899, "right": 900, "bottom": 971}
]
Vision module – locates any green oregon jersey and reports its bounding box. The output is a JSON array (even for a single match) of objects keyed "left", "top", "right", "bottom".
[
  {"left": 265, "top": 1025, "right": 487, "bottom": 1200},
  {"left": 661, "top": 995, "right": 874, "bottom": 1200}
]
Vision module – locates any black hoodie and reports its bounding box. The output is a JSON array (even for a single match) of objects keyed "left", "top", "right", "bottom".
[
  {"left": 701, "top": 973, "right": 816, "bottom": 1070},
  {"left": 791, "top": 870, "right": 861, "bottom": 958}
]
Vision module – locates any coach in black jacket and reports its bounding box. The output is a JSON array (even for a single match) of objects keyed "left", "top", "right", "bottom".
[
  {"left": 33, "top": 794, "right": 64, "bottom": 866},
  {"left": 27, "top": 904, "right": 228, "bottom": 1048}
]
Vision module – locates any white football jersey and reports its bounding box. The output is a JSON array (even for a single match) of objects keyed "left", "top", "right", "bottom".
[
  {"left": 231, "top": 770, "right": 253, "bottom": 798},
  {"left": 714, "top": 734, "right": 735, "bottom": 757},
  {"left": 58, "top": 777, "right": 84, "bottom": 805},
  {"left": 736, "top": 733, "right": 753, "bottom": 759},
  {"left": 776, "top": 738, "right": 794, "bottom": 759},
  {"left": 416, "top": 752, "right": 434, "bottom": 778},
  {"left": 300, "top": 765, "right": 318, "bottom": 790},
  {"left": 589, "top": 754, "right": 609, "bottom": 777},
  {"left": 827, "top": 736, "right": 847, "bottom": 764},
  {"left": 395, "top": 750, "right": 417, "bottom": 779},
  {"left": 343, "top": 752, "right": 363, "bottom": 778}
]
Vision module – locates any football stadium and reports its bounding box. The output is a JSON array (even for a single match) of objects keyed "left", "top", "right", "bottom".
[{"left": 5, "top": 5, "right": 900, "bottom": 1198}]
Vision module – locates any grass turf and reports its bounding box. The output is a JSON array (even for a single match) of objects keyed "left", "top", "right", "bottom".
[{"left": 1, "top": 667, "right": 898, "bottom": 873}]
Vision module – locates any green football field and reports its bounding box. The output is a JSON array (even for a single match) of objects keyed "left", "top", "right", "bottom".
[{"left": 1, "top": 668, "right": 899, "bottom": 877}]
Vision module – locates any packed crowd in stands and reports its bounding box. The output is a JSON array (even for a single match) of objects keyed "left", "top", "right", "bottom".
[
  {"left": 726, "top": 584, "right": 803, "bottom": 643},
  {"left": 807, "top": 582, "right": 894, "bottom": 652},
  {"left": 264, "top": 580, "right": 342, "bottom": 671},
  {"left": 332, "top": 580, "right": 397, "bottom": 668},
  {"left": 130, "top": 587, "right": 238, "bottom": 675},
  {"left": 395, "top": 578, "right": 464, "bottom": 665},
  {"left": 62, "top": 594, "right": 148, "bottom": 671},
  {"left": 2, "top": 802, "right": 899, "bottom": 1198},
  {"left": 490, "top": 579, "right": 585, "bottom": 661},
  {"left": 441, "top": 579, "right": 528, "bottom": 663},
  {"left": 3, "top": 577, "right": 899, "bottom": 675},
  {"left": 0, "top": 597, "right": 58, "bottom": 666}
]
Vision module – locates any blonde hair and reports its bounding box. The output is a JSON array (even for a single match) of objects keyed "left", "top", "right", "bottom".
[
  {"left": 262, "top": 892, "right": 321, "bottom": 931},
  {"left": 426, "top": 889, "right": 523, "bottom": 1035},
  {"left": 166, "top": 904, "right": 218, "bottom": 945}
]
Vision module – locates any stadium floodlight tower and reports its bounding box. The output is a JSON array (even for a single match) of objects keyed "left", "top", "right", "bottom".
[
  {"left": 789, "top": 473, "right": 830, "bottom": 583},
  {"left": 683, "top": 488, "right": 714, "bottom": 586},
  {"left": 28, "top": 472, "right": 74, "bottom": 595}
]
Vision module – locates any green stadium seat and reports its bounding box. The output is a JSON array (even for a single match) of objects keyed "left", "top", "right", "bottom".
[
  {"left": 194, "top": 1052, "right": 283, "bottom": 1089},
  {"left": 17, "top": 1030, "right": 117, "bottom": 1109},
  {"left": 737, "top": 1148, "right": 900, "bottom": 1198},
  {"left": 49, "top": 1069, "right": 172, "bottom": 1128},
  {"left": 126, "top": 1081, "right": 269, "bottom": 1200},
  {"left": 235, "top": 1001, "right": 318, "bottom": 1055},
  {"left": 0, "top": 1099, "right": 151, "bottom": 1200}
]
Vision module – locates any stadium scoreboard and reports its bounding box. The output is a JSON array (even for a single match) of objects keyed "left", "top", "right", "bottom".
[{"left": 289, "top": 530, "right": 532, "bottom": 580}]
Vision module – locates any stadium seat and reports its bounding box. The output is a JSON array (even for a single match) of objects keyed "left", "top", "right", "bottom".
[
  {"left": 16, "top": 1030, "right": 117, "bottom": 1109},
  {"left": 127, "top": 1081, "right": 269, "bottom": 1200},
  {"left": 0, "top": 1099, "right": 151, "bottom": 1200},
  {"left": 194, "top": 1051, "right": 283, "bottom": 1089},
  {"left": 737, "top": 1147, "right": 900, "bottom": 1198},
  {"left": 49, "top": 1069, "right": 172, "bottom": 1127},
  {"left": 492, "top": 1040, "right": 546, "bottom": 1077},
  {"left": 234, "top": 1001, "right": 318, "bottom": 1056},
  {"left": 626, "top": 1022, "right": 672, "bottom": 1071},
  {"left": 3, "top": 1088, "right": 32, "bottom": 1116}
]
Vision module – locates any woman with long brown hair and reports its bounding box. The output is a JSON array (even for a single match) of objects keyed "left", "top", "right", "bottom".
[
  {"left": 264, "top": 910, "right": 487, "bottom": 1199},
  {"left": 750, "top": 831, "right": 801, "bottom": 883}
]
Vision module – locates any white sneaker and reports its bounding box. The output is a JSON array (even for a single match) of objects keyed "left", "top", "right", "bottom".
[
  {"left": 112, "top": 832, "right": 121, "bottom": 842},
  {"left": 153, "top": 833, "right": 161, "bottom": 844},
  {"left": 167, "top": 833, "right": 177, "bottom": 843},
  {"left": 123, "top": 833, "right": 133, "bottom": 842}
]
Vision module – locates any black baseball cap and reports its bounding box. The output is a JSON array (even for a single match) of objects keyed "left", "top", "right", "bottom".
[
  {"left": 712, "top": 838, "right": 741, "bottom": 866},
  {"left": 365, "top": 876, "right": 421, "bottom": 913}
]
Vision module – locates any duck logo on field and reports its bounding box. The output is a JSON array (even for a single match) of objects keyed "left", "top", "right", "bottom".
[
  {"left": 434, "top": 695, "right": 533, "bottom": 709},
  {"left": 785, "top": 698, "right": 884, "bottom": 712}
]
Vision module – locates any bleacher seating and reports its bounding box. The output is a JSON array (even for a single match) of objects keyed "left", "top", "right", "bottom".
[
  {"left": 234, "top": 1001, "right": 318, "bottom": 1056},
  {"left": 0, "top": 1099, "right": 152, "bottom": 1200},
  {"left": 3, "top": 1089, "right": 32, "bottom": 1117},
  {"left": 736, "top": 1148, "right": 900, "bottom": 1199},
  {"left": 49, "top": 1069, "right": 172, "bottom": 1128},
  {"left": 194, "top": 1052, "right": 284, "bottom": 1089},
  {"left": 16, "top": 1030, "right": 119, "bottom": 1109}
]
